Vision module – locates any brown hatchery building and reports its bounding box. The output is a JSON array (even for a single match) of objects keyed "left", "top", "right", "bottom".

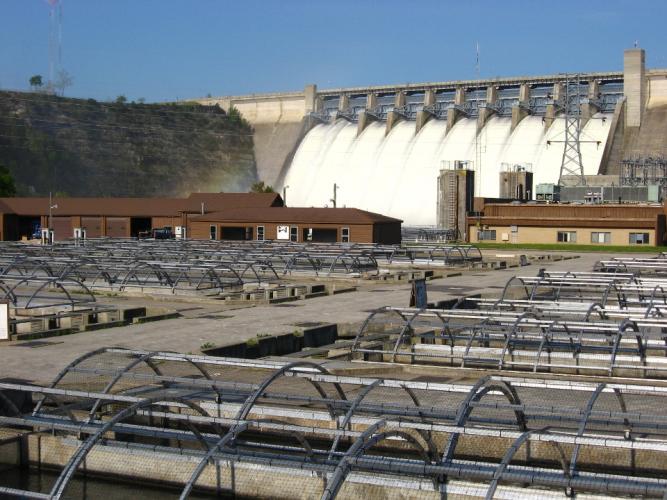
[
  {"left": 467, "top": 201, "right": 666, "bottom": 246},
  {"left": 189, "top": 207, "right": 402, "bottom": 244},
  {"left": 0, "top": 193, "right": 284, "bottom": 241}
]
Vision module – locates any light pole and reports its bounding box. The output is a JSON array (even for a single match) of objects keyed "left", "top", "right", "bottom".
[
  {"left": 282, "top": 185, "right": 289, "bottom": 207},
  {"left": 48, "top": 192, "right": 57, "bottom": 245},
  {"left": 331, "top": 183, "right": 339, "bottom": 208}
]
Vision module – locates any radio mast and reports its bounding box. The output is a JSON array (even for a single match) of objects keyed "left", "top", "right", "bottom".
[{"left": 46, "top": 0, "right": 63, "bottom": 86}]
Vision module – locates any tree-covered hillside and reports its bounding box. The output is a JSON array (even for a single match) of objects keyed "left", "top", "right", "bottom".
[{"left": 0, "top": 91, "right": 257, "bottom": 197}]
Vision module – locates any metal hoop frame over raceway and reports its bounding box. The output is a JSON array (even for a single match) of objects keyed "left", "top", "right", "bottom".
[
  {"left": 0, "top": 239, "right": 482, "bottom": 293},
  {"left": 381, "top": 244, "right": 483, "bottom": 267},
  {"left": 594, "top": 253, "right": 667, "bottom": 276},
  {"left": 0, "top": 276, "right": 96, "bottom": 311},
  {"left": 0, "top": 240, "right": 383, "bottom": 288},
  {"left": 3, "top": 348, "right": 667, "bottom": 499},
  {"left": 351, "top": 268, "right": 667, "bottom": 377}
]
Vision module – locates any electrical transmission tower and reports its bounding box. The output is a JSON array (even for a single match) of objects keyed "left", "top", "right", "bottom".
[{"left": 558, "top": 74, "right": 586, "bottom": 186}]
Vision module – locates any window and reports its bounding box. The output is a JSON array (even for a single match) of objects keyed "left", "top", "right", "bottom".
[
  {"left": 629, "top": 232, "right": 649, "bottom": 245},
  {"left": 477, "top": 230, "right": 496, "bottom": 241},
  {"left": 290, "top": 226, "right": 298, "bottom": 242},
  {"left": 341, "top": 227, "right": 350, "bottom": 243},
  {"left": 306, "top": 228, "right": 313, "bottom": 241},
  {"left": 276, "top": 225, "right": 289, "bottom": 240},
  {"left": 209, "top": 225, "right": 217, "bottom": 240},
  {"left": 245, "top": 227, "right": 253, "bottom": 240},
  {"left": 591, "top": 232, "right": 611, "bottom": 244},
  {"left": 257, "top": 226, "right": 265, "bottom": 241},
  {"left": 557, "top": 231, "right": 576, "bottom": 243}
]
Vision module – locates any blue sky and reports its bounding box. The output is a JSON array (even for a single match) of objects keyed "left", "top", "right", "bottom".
[{"left": 0, "top": 0, "right": 663, "bottom": 102}]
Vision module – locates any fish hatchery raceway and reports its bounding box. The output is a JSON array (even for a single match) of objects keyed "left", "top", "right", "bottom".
[
  {"left": 6, "top": 48, "right": 667, "bottom": 498},
  {"left": 1, "top": 243, "right": 667, "bottom": 499},
  {"left": 0, "top": 91, "right": 257, "bottom": 197}
]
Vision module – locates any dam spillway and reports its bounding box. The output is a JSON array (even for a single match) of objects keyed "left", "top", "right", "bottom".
[{"left": 283, "top": 113, "right": 613, "bottom": 225}]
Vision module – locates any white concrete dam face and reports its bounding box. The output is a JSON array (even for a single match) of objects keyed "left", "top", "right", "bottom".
[{"left": 283, "top": 114, "right": 612, "bottom": 225}]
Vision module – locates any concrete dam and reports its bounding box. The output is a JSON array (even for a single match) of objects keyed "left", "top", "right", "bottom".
[{"left": 200, "top": 49, "right": 667, "bottom": 225}]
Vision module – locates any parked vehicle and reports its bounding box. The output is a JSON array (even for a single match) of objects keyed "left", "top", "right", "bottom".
[
  {"left": 152, "top": 227, "right": 173, "bottom": 240},
  {"left": 31, "top": 222, "right": 42, "bottom": 240}
]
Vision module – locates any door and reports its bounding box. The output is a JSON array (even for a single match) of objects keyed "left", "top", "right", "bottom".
[
  {"left": 106, "top": 217, "right": 129, "bottom": 238},
  {"left": 51, "top": 217, "right": 72, "bottom": 242},
  {"left": 81, "top": 217, "right": 103, "bottom": 238}
]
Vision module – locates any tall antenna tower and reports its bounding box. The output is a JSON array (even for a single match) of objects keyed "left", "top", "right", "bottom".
[
  {"left": 47, "top": 0, "right": 63, "bottom": 85},
  {"left": 558, "top": 74, "right": 586, "bottom": 186}
]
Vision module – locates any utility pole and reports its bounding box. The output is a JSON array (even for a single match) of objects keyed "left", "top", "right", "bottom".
[{"left": 330, "top": 184, "right": 339, "bottom": 208}]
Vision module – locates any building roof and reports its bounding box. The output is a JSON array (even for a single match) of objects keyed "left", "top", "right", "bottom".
[
  {"left": 0, "top": 197, "right": 181, "bottom": 217},
  {"left": 469, "top": 216, "right": 657, "bottom": 229},
  {"left": 191, "top": 207, "right": 402, "bottom": 224},
  {"left": 479, "top": 202, "right": 663, "bottom": 218},
  {"left": 184, "top": 192, "right": 283, "bottom": 212},
  {"left": 468, "top": 202, "right": 663, "bottom": 229},
  {"left": 0, "top": 193, "right": 283, "bottom": 217}
]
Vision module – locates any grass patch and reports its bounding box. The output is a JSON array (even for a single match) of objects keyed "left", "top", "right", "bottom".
[
  {"left": 473, "top": 242, "right": 667, "bottom": 253},
  {"left": 200, "top": 342, "right": 216, "bottom": 350}
]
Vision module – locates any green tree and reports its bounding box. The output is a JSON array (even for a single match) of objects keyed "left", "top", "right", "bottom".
[
  {"left": 115, "top": 95, "right": 127, "bottom": 104},
  {"left": 249, "top": 181, "right": 275, "bottom": 193},
  {"left": 29, "top": 75, "right": 43, "bottom": 90},
  {"left": 0, "top": 165, "right": 17, "bottom": 197},
  {"left": 228, "top": 104, "right": 251, "bottom": 128}
]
